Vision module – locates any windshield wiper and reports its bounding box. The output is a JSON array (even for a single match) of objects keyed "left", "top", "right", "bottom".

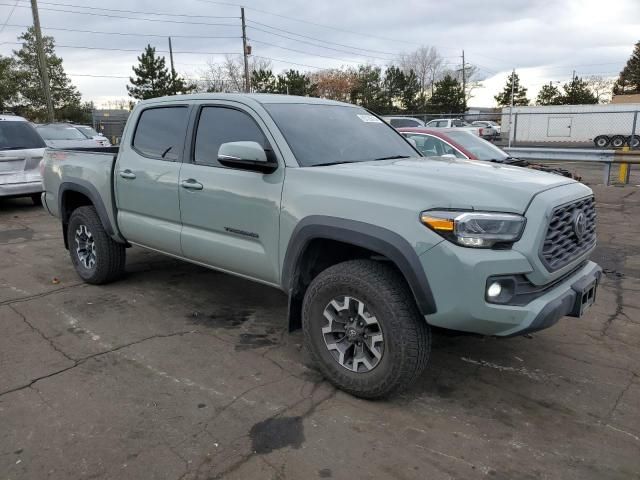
[
  {"left": 373, "top": 155, "right": 411, "bottom": 161},
  {"left": 0, "top": 146, "right": 31, "bottom": 150},
  {"left": 311, "top": 160, "right": 361, "bottom": 167}
]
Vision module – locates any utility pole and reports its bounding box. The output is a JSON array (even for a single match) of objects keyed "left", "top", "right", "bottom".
[
  {"left": 241, "top": 7, "right": 250, "bottom": 92},
  {"left": 168, "top": 36, "right": 176, "bottom": 95},
  {"left": 30, "top": 0, "right": 54, "bottom": 122},
  {"left": 508, "top": 68, "right": 515, "bottom": 147},
  {"left": 461, "top": 50, "right": 466, "bottom": 109}
]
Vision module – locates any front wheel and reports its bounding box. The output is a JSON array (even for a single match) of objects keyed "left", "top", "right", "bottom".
[
  {"left": 302, "top": 259, "right": 431, "bottom": 398},
  {"left": 594, "top": 135, "right": 610, "bottom": 148},
  {"left": 67, "top": 206, "right": 126, "bottom": 284}
]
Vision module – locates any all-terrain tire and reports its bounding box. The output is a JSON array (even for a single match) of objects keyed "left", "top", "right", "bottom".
[
  {"left": 67, "top": 206, "right": 126, "bottom": 284},
  {"left": 302, "top": 259, "right": 431, "bottom": 399}
]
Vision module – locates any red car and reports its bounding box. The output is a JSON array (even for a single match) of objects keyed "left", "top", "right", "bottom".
[{"left": 398, "top": 127, "right": 575, "bottom": 178}]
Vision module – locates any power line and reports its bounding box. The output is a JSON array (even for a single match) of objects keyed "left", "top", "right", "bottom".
[
  {"left": 194, "top": 0, "right": 422, "bottom": 47},
  {"left": 247, "top": 25, "right": 395, "bottom": 62},
  {"left": 0, "top": 40, "right": 237, "bottom": 55},
  {"left": 247, "top": 20, "right": 399, "bottom": 57},
  {"left": 13, "top": 0, "right": 239, "bottom": 19},
  {"left": 252, "top": 54, "right": 325, "bottom": 70},
  {"left": 0, "top": 3, "right": 240, "bottom": 26},
  {"left": 248, "top": 39, "right": 378, "bottom": 65},
  {"left": 3, "top": 23, "right": 241, "bottom": 39},
  {"left": 0, "top": 0, "right": 18, "bottom": 35}
]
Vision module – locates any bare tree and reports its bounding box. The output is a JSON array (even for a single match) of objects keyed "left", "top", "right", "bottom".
[
  {"left": 309, "top": 67, "right": 358, "bottom": 102},
  {"left": 447, "top": 64, "right": 482, "bottom": 105},
  {"left": 584, "top": 75, "right": 615, "bottom": 103},
  {"left": 198, "top": 55, "right": 272, "bottom": 92},
  {"left": 397, "top": 46, "right": 443, "bottom": 97}
]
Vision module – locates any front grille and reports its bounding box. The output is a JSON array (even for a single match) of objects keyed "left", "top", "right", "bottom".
[{"left": 540, "top": 196, "right": 596, "bottom": 272}]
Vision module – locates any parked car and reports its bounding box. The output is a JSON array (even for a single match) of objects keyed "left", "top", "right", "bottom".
[
  {"left": 36, "top": 123, "right": 106, "bottom": 149},
  {"left": 398, "top": 128, "right": 575, "bottom": 178},
  {"left": 381, "top": 116, "right": 425, "bottom": 128},
  {"left": 0, "top": 114, "right": 47, "bottom": 204},
  {"left": 471, "top": 120, "right": 501, "bottom": 139},
  {"left": 42, "top": 93, "right": 601, "bottom": 398},
  {"left": 424, "top": 118, "right": 482, "bottom": 136},
  {"left": 74, "top": 124, "right": 111, "bottom": 147}
]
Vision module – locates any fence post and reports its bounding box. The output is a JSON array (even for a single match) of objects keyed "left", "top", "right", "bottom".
[
  {"left": 603, "top": 163, "right": 611, "bottom": 186},
  {"left": 631, "top": 111, "right": 638, "bottom": 150},
  {"left": 513, "top": 113, "right": 518, "bottom": 146}
]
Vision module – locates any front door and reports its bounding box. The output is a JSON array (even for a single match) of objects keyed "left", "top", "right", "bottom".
[
  {"left": 115, "top": 105, "right": 189, "bottom": 255},
  {"left": 179, "top": 104, "right": 284, "bottom": 285}
]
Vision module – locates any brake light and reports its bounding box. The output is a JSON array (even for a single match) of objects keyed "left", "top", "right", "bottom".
[
  {"left": 39, "top": 159, "right": 45, "bottom": 176},
  {"left": 479, "top": 128, "right": 484, "bottom": 136}
]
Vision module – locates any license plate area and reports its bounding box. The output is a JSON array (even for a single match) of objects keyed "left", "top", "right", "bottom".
[
  {"left": 0, "top": 159, "right": 25, "bottom": 174},
  {"left": 573, "top": 279, "right": 597, "bottom": 317}
]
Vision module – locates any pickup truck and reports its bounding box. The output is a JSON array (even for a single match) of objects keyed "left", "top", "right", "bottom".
[{"left": 42, "top": 93, "right": 601, "bottom": 398}]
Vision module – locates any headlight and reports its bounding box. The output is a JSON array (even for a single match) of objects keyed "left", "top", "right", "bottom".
[{"left": 420, "top": 210, "right": 525, "bottom": 248}]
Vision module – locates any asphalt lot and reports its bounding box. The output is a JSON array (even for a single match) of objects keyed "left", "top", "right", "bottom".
[{"left": 1, "top": 176, "right": 639, "bottom": 479}]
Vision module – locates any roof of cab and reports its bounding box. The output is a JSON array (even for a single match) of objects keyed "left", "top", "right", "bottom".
[
  {"left": 138, "top": 93, "right": 353, "bottom": 108},
  {"left": 0, "top": 114, "right": 28, "bottom": 122}
]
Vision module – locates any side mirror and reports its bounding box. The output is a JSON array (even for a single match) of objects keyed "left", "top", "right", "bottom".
[{"left": 218, "top": 141, "right": 277, "bottom": 174}]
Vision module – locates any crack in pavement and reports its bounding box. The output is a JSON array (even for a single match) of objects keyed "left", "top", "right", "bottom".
[
  {"left": 0, "top": 331, "right": 197, "bottom": 399},
  {"left": 0, "top": 282, "right": 86, "bottom": 307},
  {"left": 607, "top": 372, "right": 638, "bottom": 420}
]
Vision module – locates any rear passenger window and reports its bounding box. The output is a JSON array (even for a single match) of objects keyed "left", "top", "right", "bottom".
[
  {"left": 194, "top": 107, "right": 268, "bottom": 167},
  {"left": 132, "top": 107, "right": 188, "bottom": 161}
]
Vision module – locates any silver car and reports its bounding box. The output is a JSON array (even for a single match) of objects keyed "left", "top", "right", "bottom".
[
  {"left": 0, "top": 115, "right": 47, "bottom": 204},
  {"left": 36, "top": 123, "right": 104, "bottom": 149},
  {"left": 73, "top": 124, "right": 111, "bottom": 147}
]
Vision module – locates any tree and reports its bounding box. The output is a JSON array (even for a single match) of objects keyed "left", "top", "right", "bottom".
[
  {"left": 397, "top": 46, "right": 442, "bottom": 98},
  {"left": 429, "top": 74, "right": 465, "bottom": 113},
  {"left": 613, "top": 41, "right": 640, "bottom": 95},
  {"left": 494, "top": 71, "right": 529, "bottom": 107},
  {"left": 198, "top": 55, "right": 272, "bottom": 93},
  {"left": 350, "top": 65, "right": 385, "bottom": 111},
  {"left": 127, "top": 45, "right": 193, "bottom": 99},
  {"left": 381, "top": 66, "right": 406, "bottom": 113},
  {"left": 401, "top": 70, "right": 423, "bottom": 112},
  {"left": 276, "top": 70, "right": 315, "bottom": 96},
  {"left": 585, "top": 75, "right": 615, "bottom": 103},
  {"left": 536, "top": 83, "right": 562, "bottom": 105},
  {"left": 12, "top": 27, "right": 82, "bottom": 120},
  {"left": 309, "top": 68, "right": 358, "bottom": 102},
  {"left": 127, "top": 45, "right": 172, "bottom": 100},
  {"left": 0, "top": 56, "right": 19, "bottom": 111},
  {"left": 251, "top": 69, "right": 278, "bottom": 93},
  {"left": 560, "top": 75, "right": 597, "bottom": 104}
]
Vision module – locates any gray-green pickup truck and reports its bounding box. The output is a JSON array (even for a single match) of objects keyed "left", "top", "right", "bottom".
[{"left": 42, "top": 93, "right": 601, "bottom": 398}]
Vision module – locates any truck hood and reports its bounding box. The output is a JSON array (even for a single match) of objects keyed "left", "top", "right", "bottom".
[{"left": 306, "top": 156, "right": 575, "bottom": 214}]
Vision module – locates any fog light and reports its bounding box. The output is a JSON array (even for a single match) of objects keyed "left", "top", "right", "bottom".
[{"left": 487, "top": 281, "right": 502, "bottom": 298}]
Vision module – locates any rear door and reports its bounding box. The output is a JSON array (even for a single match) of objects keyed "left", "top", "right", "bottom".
[
  {"left": 178, "top": 102, "right": 284, "bottom": 285},
  {"left": 115, "top": 105, "right": 190, "bottom": 254}
]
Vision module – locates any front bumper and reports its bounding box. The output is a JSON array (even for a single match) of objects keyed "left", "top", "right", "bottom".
[{"left": 419, "top": 238, "right": 601, "bottom": 336}]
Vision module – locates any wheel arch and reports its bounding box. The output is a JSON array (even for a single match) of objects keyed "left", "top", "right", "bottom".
[
  {"left": 58, "top": 181, "right": 116, "bottom": 249},
  {"left": 282, "top": 216, "right": 437, "bottom": 331}
]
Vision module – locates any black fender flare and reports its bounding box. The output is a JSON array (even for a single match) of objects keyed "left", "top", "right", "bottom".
[
  {"left": 58, "top": 180, "right": 116, "bottom": 243},
  {"left": 281, "top": 216, "right": 437, "bottom": 318}
]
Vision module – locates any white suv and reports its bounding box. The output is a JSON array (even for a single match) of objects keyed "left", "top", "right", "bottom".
[{"left": 0, "top": 115, "right": 47, "bottom": 204}]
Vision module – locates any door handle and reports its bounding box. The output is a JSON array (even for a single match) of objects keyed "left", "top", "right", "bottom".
[
  {"left": 119, "top": 169, "right": 136, "bottom": 179},
  {"left": 181, "top": 179, "right": 203, "bottom": 190}
]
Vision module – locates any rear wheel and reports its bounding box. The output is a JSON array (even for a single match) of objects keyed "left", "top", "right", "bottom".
[
  {"left": 593, "top": 135, "right": 610, "bottom": 148},
  {"left": 611, "top": 135, "right": 626, "bottom": 148},
  {"left": 626, "top": 136, "right": 639, "bottom": 149},
  {"left": 302, "top": 259, "right": 431, "bottom": 398},
  {"left": 67, "top": 206, "right": 126, "bottom": 284}
]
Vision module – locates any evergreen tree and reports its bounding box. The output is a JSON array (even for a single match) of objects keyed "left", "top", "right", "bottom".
[
  {"left": 0, "top": 56, "right": 19, "bottom": 111},
  {"left": 12, "top": 27, "right": 82, "bottom": 120},
  {"left": 251, "top": 69, "right": 278, "bottom": 93},
  {"left": 276, "top": 70, "right": 315, "bottom": 96},
  {"left": 429, "top": 74, "right": 465, "bottom": 113},
  {"left": 613, "top": 41, "right": 640, "bottom": 95},
  {"left": 350, "top": 65, "right": 385, "bottom": 111},
  {"left": 536, "top": 83, "right": 562, "bottom": 105},
  {"left": 494, "top": 72, "right": 529, "bottom": 107},
  {"left": 560, "top": 75, "right": 597, "bottom": 104},
  {"left": 127, "top": 45, "right": 172, "bottom": 100},
  {"left": 381, "top": 66, "right": 406, "bottom": 113},
  {"left": 401, "top": 70, "right": 423, "bottom": 112}
]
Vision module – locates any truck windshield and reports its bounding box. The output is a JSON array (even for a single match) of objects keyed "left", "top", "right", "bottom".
[
  {"left": 76, "top": 126, "right": 99, "bottom": 138},
  {"left": 443, "top": 130, "right": 509, "bottom": 161},
  {"left": 264, "top": 103, "right": 417, "bottom": 167},
  {"left": 0, "top": 121, "right": 46, "bottom": 150},
  {"left": 37, "top": 125, "right": 87, "bottom": 140}
]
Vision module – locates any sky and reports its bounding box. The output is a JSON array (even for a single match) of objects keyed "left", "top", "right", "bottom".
[{"left": 0, "top": 0, "right": 638, "bottom": 108}]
